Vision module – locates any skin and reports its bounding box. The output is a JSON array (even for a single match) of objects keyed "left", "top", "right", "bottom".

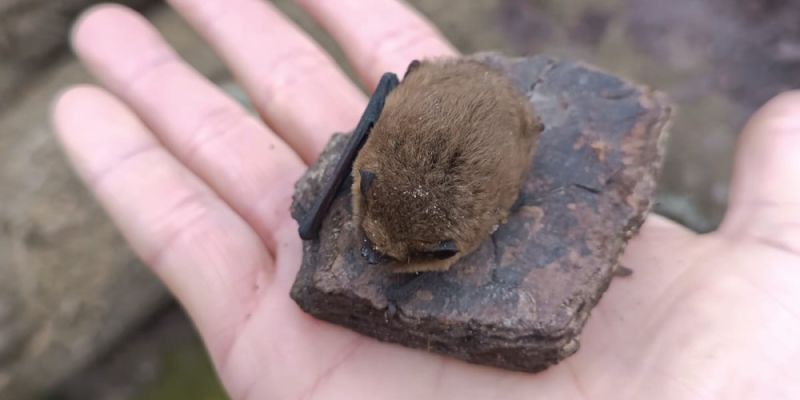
[
  {"left": 52, "top": 1, "right": 799, "bottom": 399},
  {"left": 353, "top": 59, "right": 541, "bottom": 272}
]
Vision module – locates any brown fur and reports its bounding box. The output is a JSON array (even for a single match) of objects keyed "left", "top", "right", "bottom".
[{"left": 352, "top": 58, "right": 542, "bottom": 272}]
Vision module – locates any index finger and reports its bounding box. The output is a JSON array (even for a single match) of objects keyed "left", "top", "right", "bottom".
[
  {"left": 296, "top": 0, "right": 458, "bottom": 89},
  {"left": 722, "top": 91, "right": 800, "bottom": 236}
]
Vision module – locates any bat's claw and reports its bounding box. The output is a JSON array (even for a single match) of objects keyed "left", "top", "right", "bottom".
[{"left": 361, "top": 239, "right": 387, "bottom": 265}]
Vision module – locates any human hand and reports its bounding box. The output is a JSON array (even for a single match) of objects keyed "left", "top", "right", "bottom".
[{"left": 52, "top": 1, "right": 799, "bottom": 398}]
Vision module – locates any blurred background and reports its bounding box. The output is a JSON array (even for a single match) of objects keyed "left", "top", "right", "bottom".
[{"left": 1, "top": 0, "right": 798, "bottom": 398}]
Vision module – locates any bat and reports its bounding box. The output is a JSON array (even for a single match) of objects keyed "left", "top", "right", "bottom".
[
  {"left": 300, "top": 58, "right": 543, "bottom": 273},
  {"left": 298, "top": 71, "right": 399, "bottom": 240}
]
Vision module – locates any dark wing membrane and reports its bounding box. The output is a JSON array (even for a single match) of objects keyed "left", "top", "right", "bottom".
[{"left": 298, "top": 72, "right": 400, "bottom": 240}]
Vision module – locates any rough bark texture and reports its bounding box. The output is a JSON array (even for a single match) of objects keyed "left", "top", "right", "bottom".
[
  {"left": 494, "top": 0, "right": 800, "bottom": 232},
  {"left": 290, "top": 53, "right": 670, "bottom": 372}
]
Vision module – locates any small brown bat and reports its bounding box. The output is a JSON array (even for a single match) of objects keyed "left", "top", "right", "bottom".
[{"left": 300, "top": 58, "right": 543, "bottom": 273}]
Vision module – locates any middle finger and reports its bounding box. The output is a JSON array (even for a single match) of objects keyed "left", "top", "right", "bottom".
[{"left": 168, "top": 0, "right": 368, "bottom": 162}]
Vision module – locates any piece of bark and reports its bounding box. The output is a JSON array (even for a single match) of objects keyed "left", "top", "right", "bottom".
[{"left": 290, "top": 53, "right": 670, "bottom": 373}]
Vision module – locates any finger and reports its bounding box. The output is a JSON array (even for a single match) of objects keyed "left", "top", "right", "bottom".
[
  {"left": 52, "top": 85, "right": 272, "bottom": 361},
  {"left": 168, "top": 0, "right": 367, "bottom": 162},
  {"left": 296, "top": 0, "right": 458, "bottom": 89},
  {"left": 721, "top": 91, "right": 800, "bottom": 238},
  {"left": 72, "top": 5, "right": 305, "bottom": 253}
]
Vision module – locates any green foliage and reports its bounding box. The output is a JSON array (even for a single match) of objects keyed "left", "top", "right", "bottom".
[{"left": 134, "top": 344, "right": 228, "bottom": 400}]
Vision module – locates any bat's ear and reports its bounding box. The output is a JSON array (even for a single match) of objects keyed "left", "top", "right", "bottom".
[
  {"left": 430, "top": 240, "right": 458, "bottom": 259},
  {"left": 359, "top": 169, "right": 375, "bottom": 197},
  {"left": 404, "top": 59, "right": 421, "bottom": 79}
]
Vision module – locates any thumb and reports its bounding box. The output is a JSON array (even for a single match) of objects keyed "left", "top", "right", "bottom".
[{"left": 721, "top": 91, "right": 800, "bottom": 251}]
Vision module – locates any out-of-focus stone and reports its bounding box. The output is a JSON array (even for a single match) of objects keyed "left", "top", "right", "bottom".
[
  {"left": 0, "top": 0, "right": 158, "bottom": 112},
  {"left": 0, "top": 5, "right": 227, "bottom": 399},
  {"left": 290, "top": 54, "right": 670, "bottom": 372}
]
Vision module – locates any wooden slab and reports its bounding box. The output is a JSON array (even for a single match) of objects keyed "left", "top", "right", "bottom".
[{"left": 290, "top": 53, "right": 670, "bottom": 372}]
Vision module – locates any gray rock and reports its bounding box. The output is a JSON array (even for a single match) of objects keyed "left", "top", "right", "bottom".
[
  {"left": 0, "top": 5, "right": 228, "bottom": 398},
  {"left": 290, "top": 54, "right": 670, "bottom": 372},
  {"left": 0, "top": 0, "right": 158, "bottom": 111}
]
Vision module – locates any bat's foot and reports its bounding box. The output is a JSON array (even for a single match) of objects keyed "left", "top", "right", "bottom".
[
  {"left": 361, "top": 239, "right": 388, "bottom": 265},
  {"left": 613, "top": 264, "right": 633, "bottom": 277},
  {"left": 389, "top": 258, "right": 456, "bottom": 273}
]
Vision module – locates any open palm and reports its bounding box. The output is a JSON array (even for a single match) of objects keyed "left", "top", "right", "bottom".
[{"left": 53, "top": 1, "right": 800, "bottom": 399}]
